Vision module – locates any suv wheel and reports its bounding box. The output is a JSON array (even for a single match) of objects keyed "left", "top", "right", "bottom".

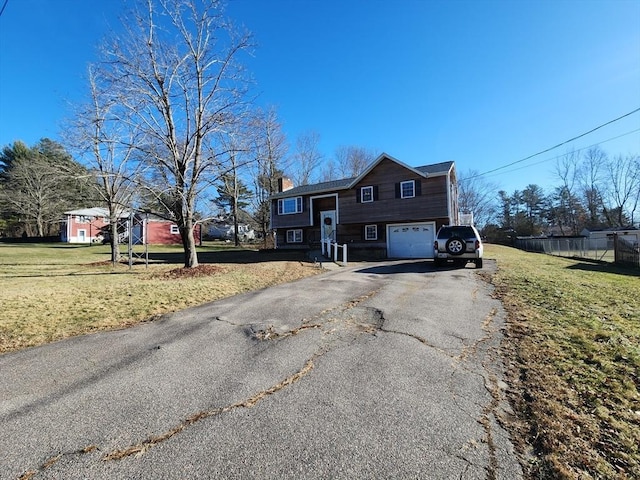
[{"left": 445, "top": 237, "right": 465, "bottom": 256}]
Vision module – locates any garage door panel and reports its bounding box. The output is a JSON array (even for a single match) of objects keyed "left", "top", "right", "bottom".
[{"left": 387, "top": 222, "right": 435, "bottom": 258}]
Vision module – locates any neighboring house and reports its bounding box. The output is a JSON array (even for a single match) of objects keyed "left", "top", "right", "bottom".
[
  {"left": 61, "top": 207, "right": 121, "bottom": 244},
  {"left": 270, "top": 153, "right": 458, "bottom": 259},
  {"left": 61, "top": 208, "right": 201, "bottom": 245},
  {"left": 207, "top": 222, "right": 256, "bottom": 241},
  {"left": 580, "top": 227, "right": 640, "bottom": 250},
  {"left": 144, "top": 215, "right": 202, "bottom": 246}
]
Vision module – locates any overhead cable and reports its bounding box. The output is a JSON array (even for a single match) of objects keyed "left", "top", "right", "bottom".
[
  {"left": 466, "top": 127, "right": 640, "bottom": 180},
  {"left": 464, "top": 107, "right": 640, "bottom": 181}
]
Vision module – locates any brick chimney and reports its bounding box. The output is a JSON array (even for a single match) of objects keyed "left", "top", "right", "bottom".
[{"left": 277, "top": 177, "right": 294, "bottom": 192}]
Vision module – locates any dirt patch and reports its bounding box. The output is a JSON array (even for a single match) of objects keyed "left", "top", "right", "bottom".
[{"left": 158, "top": 265, "right": 226, "bottom": 279}]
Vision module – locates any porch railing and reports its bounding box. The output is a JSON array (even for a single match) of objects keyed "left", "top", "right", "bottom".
[{"left": 321, "top": 239, "right": 348, "bottom": 267}]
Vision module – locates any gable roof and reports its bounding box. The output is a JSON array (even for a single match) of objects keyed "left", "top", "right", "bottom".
[
  {"left": 64, "top": 207, "right": 118, "bottom": 217},
  {"left": 346, "top": 152, "right": 428, "bottom": 188},
  {"left": 271, "top": 153, "right": 454, "bottom": 199}
]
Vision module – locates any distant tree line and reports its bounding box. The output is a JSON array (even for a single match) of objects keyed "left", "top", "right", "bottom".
[
  {"left": 459, "top": 146, "right": 640, "bottom": 242},
  {"left": 0, "top": 139, "right": 94, "bottom": 238}
]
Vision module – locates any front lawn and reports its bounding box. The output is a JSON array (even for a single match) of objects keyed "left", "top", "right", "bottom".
[
  {"left": 486, "top": 244, "right": 639, "bottom": 479},
  {"left": 0, "top": 243, "right": 319, "bottom": 354}
]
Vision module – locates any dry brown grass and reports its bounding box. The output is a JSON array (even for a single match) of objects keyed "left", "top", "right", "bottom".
[
  {"left": 485, "top": 244, "right": 640, "bottom": 479},
  {"left": 0, "top": 243, "right": 320, "bottom": 354}
]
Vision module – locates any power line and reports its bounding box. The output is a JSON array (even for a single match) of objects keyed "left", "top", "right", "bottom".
[
  {"left": 463, "top": 107, "right": 640, "bottom": 182},
  {"left": 467, "top": 127, "right": 640, "bottom": 181},
  {"left": 0, "top": 0, "right": 8, "bottom": 17}
]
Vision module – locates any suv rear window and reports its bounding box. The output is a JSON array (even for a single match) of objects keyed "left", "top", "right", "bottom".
[{"left": 437, "top": 226, "right": 476, "bottom": 240}]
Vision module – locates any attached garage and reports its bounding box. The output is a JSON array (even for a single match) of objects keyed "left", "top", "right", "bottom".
[{"left": 387, "top": 222, "right": 436, "bottom": 258}]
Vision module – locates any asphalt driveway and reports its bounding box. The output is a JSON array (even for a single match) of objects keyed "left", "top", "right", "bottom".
[{"left": 0, "top": 259, "right": 522, "bottom": 479}]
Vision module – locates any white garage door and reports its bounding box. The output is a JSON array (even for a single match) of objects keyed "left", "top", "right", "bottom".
[{"left": 387, "top": 222, "right": 435, "bottom": 258}]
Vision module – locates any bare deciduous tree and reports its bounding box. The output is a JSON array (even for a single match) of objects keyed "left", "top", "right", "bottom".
[
  {"left": 0, "top": 139, "right": 90, "bottom": 237},
  {"left": 291, "top": 131, "right": 323, "bottom": 186},
  {"left": 603, "top": 153, "right": 640, "bottom": 227},
  {"left": 552, "top": 149, "right": 583, "bottom": 234},
  {"left": 97, "top": 0, "right": 253, "bottom": 267},
  {"left": 248, "top": 107, "right": 288, "bottom": 245},
  {"left": 457, "top": 170, "right": 499, "bottom": 229},
  {"left": 67, "top": 67, "right": 141, "bottom": 263},
  {"left": 579, "top": 146, "right": 607, "bottom": 228},
  {"left": 334, "top": 145, "right": 375, "bottom": 178}
]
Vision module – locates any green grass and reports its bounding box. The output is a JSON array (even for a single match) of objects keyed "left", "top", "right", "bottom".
[
  {"left": 485, "top": 244, "right": 640, "bottom": 479},
  {"left": 0, "top": 243, "right": 319, "bottom": 354}
]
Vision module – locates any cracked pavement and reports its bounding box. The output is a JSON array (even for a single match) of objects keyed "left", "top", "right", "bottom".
[{"left": 0, "top": 259, "right": 522, "bottom": 479}]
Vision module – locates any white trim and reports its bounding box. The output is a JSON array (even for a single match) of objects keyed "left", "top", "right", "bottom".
[
  {"left": 361, "top": 186, "right": 374, "bottom": 203},
  {"left": 446, "top": 174, "right": 452, "bottom": 224},
  {"left": 400, "top": 180, "right": 415, "bottom": 199},
  {"left": 309, "top": 193, "right": 339, "bottom": 225},
  {"left": 278, "top": 197, "right": 303, "bottom": 215},
  {"left": 286, "top": 229, "right": 303, "bottom": 243},
  {"left": 365, "top": 224, "right": 378, "bottom": 240}
]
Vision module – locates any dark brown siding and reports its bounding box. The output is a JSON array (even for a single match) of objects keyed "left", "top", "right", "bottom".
[
  {"left": 271, "top": 198, "right": 312, "bottom": 228},
  {"left": 340, "top": 158, "right": 449, "bottom": 224},
  {"left": 337, "top": 223, "right": 386, "bottom": 246},
  {"left": 311, "top": 196, "right": 337, "bottom": 227}
]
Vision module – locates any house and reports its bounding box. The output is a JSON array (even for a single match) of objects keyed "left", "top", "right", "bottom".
[
  {"left": 270, "top": 153, "right": 458, "bottom": 259},
  {"left": 61, "top": 207, "right": 121, "bottom": 243},
  {"left": 144, "top": 215, "right": 202, "bottom": 246},
  {"left": 207, "top": 221, "right": 256, "bottom": 241},
  {"left": 580, "top": 227, "right": 640, "bottom": 250},
  {"left": 61, "top": 208, "right": 201, "bottom": 245}
]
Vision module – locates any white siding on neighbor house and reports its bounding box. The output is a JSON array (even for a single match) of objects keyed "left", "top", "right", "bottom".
[{"left": 387, "top": 222, "right": 435, "bottom": 258}]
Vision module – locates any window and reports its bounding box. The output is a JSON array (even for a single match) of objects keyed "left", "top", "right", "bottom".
[
  {"left": 170, "top": 225, "right": 180, "bottom": 235},
  {"left": 76, "top": 215, "right": 91, "bottom": 223},
  {"left": 278, "top": 197, "right": 303, "bottom": 215},
  {"left": 400, "top": 180, "right": 415, "bottom": 199},
  {"left": 361, "top": 186, "right": 374, "bottom": 203},
  {"left": 286, "top": 229, "right": 303, "bottom": 243},
  {"left": 365, "top": 224, "right": 378, "bottom": 241}
]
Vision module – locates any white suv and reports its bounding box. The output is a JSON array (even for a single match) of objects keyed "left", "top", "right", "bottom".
[{"left": 433, "top": 225, "right": 483, "bottom": 268}]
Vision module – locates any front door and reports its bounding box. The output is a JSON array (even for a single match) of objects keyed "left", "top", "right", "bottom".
[{"left": 320, "top": 210, "right": 336, "bottom": 243}]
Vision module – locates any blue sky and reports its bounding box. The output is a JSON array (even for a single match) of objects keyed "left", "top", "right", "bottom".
[{"left": 0, "top": 0, "right": 639, "bottom": 194}]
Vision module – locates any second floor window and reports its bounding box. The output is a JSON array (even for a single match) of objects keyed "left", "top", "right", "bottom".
[
  {"left": 400, "top": 180, "right": 415, "bottom": 199},
  {"left": 361, "top": 186, "right": 374, "bottom": 203},
  {"left": 170, "top": 225, "right": 179, "bottom": 234},
  {"left": 278, "top": 197, "right": 303, "bottom": 215}
]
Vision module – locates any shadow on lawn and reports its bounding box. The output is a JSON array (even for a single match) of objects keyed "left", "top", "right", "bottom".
[
  {"left": 566, "top": 261, "right": 639, "bottom": 277},
  {"left": 147, "top": 248, "right": 310, "bottom": 265}
]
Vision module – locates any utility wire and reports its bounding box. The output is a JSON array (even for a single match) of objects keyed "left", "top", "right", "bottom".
[
  {"left": 464, "top": 107, "right": 640, "bottom": 181},
  {"left": 468, "top": 127, "right": 640, "bottom": 181},
  {"left": 0, "top": 0, "right": 8, "bottom": 17}
]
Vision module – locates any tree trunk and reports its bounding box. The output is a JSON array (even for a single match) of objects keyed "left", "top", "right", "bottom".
[
  {"left": 233, "top": 195, "right": 240, "bottom": 246},
  {"left": 36, "top": 214, "right": 44, "bottom": 237},
  {"left": 181, "top": 219, "right": 199, "bottom": 268},
  {"left": 110, "top": 219, "right": 120, "bottom": 264}
]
